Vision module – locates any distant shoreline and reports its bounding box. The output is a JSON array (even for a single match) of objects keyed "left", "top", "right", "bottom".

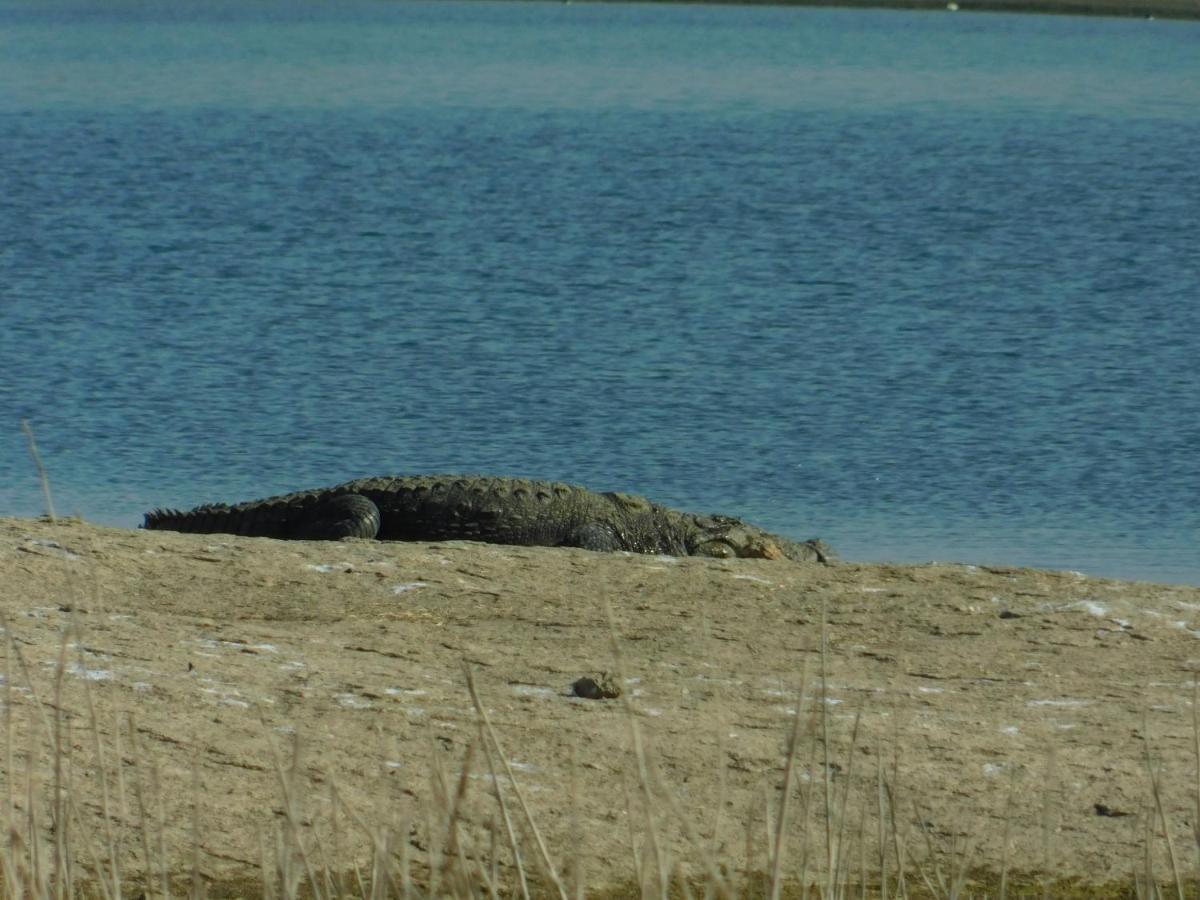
[{"left": 589, "top": 0, "right": 1200, "bottom": 20}]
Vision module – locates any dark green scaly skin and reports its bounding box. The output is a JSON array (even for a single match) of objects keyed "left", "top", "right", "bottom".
[{"left": 143, "top": 474, "right": 834, "bottom": 563}]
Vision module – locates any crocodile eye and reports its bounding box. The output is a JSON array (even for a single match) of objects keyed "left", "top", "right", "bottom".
[{"left": 696, "top": 540, "right": 735, "bottom": 559}]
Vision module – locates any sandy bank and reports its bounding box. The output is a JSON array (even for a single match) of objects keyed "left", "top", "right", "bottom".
[{"left": 3, "top": 515, "right": 1200, "bottom": 893}]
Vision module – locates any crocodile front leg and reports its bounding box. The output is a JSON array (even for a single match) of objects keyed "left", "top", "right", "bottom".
[{"left": 565, "top": 522, "right": 626, "bottom": 552}]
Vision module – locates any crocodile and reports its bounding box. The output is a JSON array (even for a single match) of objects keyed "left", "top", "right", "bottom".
[{"left": 143, "top": 474, "right": 834, "bottom": 563}]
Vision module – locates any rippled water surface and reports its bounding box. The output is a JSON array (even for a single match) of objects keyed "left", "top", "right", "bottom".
[{"left": 2, "top": 0, "right": 1198, "bottom": 582}]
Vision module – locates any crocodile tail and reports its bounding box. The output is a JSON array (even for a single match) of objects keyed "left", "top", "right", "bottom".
[
  {"left": 143, "top": 493, "right": 379, "bottom": 540},
  {"left": 144, "top": 506, "right": 234, "bottom": 534},
  {"left": 142, "top": 504, "right": 285, "bottom": 536}
]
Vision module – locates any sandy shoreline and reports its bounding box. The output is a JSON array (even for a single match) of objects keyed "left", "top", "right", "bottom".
[{"left": 4, "top": 514, "right": 1200, "bottom": 893}]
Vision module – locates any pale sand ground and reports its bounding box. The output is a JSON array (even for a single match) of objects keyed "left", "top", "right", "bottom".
[{"left": 4, "top": 515, "right": 1200, "bottom": 892}]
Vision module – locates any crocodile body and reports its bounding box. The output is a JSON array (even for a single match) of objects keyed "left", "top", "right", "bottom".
[{"left": 143, "top": 474, "right": 833, "bottom": 563}]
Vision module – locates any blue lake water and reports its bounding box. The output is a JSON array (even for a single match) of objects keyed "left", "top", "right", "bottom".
[{"left": 2, "top": 0, "right": 1198, "bottom": 583}]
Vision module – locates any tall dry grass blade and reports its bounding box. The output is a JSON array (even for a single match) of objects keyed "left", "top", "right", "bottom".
[
  {"left": 882, "top": 780, "right": 910, "bottom": 900},
  {"left": 149, "top": 749, "right": 171, "bottom": 900},
  {"left": 768, "top": 671, "right": 809, "bottom": 900},
  {"left": 344, "top": 805, "right": 370, "bottom": 900},
  {"left": 113, "top": 718, "right": 130, "bottom": 893},
  {"left": 464, "top": 665, "right": 567, "bottom": 900},
  {"left": 27, "top": 740, "right": 46, "bottom": 900},
  {"left": 4, "top": 608, "right": 61, "bottom": 894},
  {"left": 271, "top": 825, "right": 293, "bottom": 900},
  {"left": 394, "top": 811, "right": 414, "bottom": 900},
  {"left": 948, "top": 824, "right": 980, "bottom": 900},
  {"left": 471, "top": 700, "right": 532, "bottom": 900},
  {"left": 398, "top": 811, "right": 417, "bottom": 900},
  {"left": 475, "top": 836, "right": 502, "bottom": 900},
  {"left": 568, "top": 747, "right": 585, "bottom": 900},
  {"left": 64, "top": 717, "right": 80, "bottom": 900},
  {"left": 740, "top": 793, "right": 757, "bottom": 899},
  {"left": 427, "top": 735, "right": 451, "bottom": 897},
  {"left": 602, "top": 601, "right": 673, "bottom": 899},
  {"left": 314, "top": 773, "right": 382, "bottom": 897},
  {"left": 259, "top": 829, "right": 275, "bottom": 900},
  {"left": 1136, "top": 791, "right": 1155, "bottom": 900},
  {"left": 674, "top": 859, "right": 697, "bottom": 900},
  {"left": 818, "top": 599, "right": 840, "bottom": 898},
  {"left": 910, "top": 802, "right": 945, "bottom": 899},
  {"left": 1143, "top": 744, "right": 1184, "bottom": 900},
  {"left": 998, "top": 767, "right": 1016, "bottom": 900},
  {"left": 76, "top": 633, "right": 123, "bottom": 895},
  {"left": 633, "top": 767, "right": 734, "bottom": 900},
  {"left": 830, "top": 710, "right": 863, "bottom": 899},
  {"left": 261, "top": 727, "right": 321, "bottom": 900},
  {"left": 65, "top": 784, "right": 115, "bottom": 900},
  {"left": 914, "top": 800, "right": 974, "bottom": 900},
  {"left": 4, "top": 655, "right": 40, "bottom": 898},
  {"left": 876, "top": 753, "right": 887, "bottom": 900},
  {"left": 21, "top": 419, "right": 57, "bottom": 523},
  {"left": 701, "top": 730, "right": 731, "bottom": 900},
  {"left": 329, "top": 781, "right": 344, "bottom": 900},
  {"left": 1040, "top": 745, "right": 1058, "bottom": 900},
  {"left": 794, "top": 715, "right": 820, "bottom": 900},
  {"left": 763, "top": 784, "right": 776, "bottom": 883},
  {"left": 621, "top": 766, "right": 643, "bottom": 887},
  {"left": 294, "top": 779, "right": 338, "bottom": 900},
  {"left": 1, "top": 615, "right": 56, "bottom": 742},
  {"left": 3, "top": 613, "right": 66, "bottom": 892},
  {"left": 52, "top": 630, "right": 70, "bottom": 900},
  {"left": 373, "top": 825, "right": 389, "bottom": 900},
  {"left": 854, "top": 767, "right": 868, "bottom": 900},
  {"left": 440, "top": 738, "right": 479, "bottom": 893},
  {"left": 481, "top": 814, "right": 502, "bottom": 900},
  {"left": 3, "top": 629, "right": 18, "bottom": 900},
  {"left": 189, "top": 747, "right": 204, "bottom": 900},
  {"left": 1193, "top": 677, "right": 1200, "bottom": 900}
]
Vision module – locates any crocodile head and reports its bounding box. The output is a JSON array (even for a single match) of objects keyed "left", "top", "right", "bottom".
[{"left": 686, "top": 515, "right": 834, "bottom": 563}]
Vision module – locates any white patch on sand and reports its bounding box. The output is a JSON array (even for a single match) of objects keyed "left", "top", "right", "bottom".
[
  {"left": 733, "top": 574, "right": 773, "bottom": 584},
  {"left": 66, "top": 661, "right": 112, "bottom": 681},
  {"left": 200, "top": 685, "right": 250, "bottom": 708},
  {"left": 25, "top": 539, "right": 81, "bottom": 560},
  {"left": 511, "top": 685, "right": 556, "bottom": 698},
  {"left": 1028, "top": 698, "right": 1090, "bottom": 707}
]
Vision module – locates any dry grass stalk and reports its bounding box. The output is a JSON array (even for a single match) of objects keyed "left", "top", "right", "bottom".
[
  {"left": 1193, "top": 678, "right": 1200, "bottom": 900},
  {"left": 767, "top": 668, "right": 808, "bottom": 900},
  {"left": 466, "top": 663, "right": 565, "bottom": 900},
  {"left": 20, "top": 419, "right": 56, "bottom": 523}
]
